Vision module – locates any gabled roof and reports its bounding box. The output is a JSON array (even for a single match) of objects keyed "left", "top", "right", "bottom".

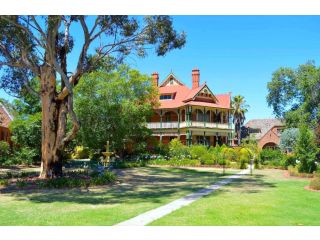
[
  {"left": 0, "top": 103, "right": 13, "bottom": 128},
  {"left": 245, "top": 118, "right": 285, "bottom": 140},
  {"left": 155, "top": 72, "right": 232, "bottom": 110},
  {"left": 159, "top": 73, "right": 184, "bottom": 87},
  {"left": 183, "top": 83, "right": 218, "bottom": 103}
]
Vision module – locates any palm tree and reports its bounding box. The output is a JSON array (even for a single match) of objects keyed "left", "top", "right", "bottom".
[{"left": 232, "top": 95, "right": 249, "bottom": 145}]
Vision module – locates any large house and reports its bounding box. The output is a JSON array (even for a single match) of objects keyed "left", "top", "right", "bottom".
[
  {"left": 242, "top": 118, "right": 285, "bottom": 149},
  {"left": 0, "top": 103, "right": 13, "bottom": 144},
  {"left": 147, "top": 69, "right": 234, "bottom": 147}
]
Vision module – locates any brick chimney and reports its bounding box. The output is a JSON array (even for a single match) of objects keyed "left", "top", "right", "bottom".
[
  {"left": 192, "top": 68, "right": 200, "bottom": 89},
  {"left": 152, "top": 72, "right": 159, "bottom": 86}
]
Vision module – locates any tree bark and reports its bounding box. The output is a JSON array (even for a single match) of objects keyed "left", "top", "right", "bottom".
[{"left": 39, "top": 66, "right": 67, "bottom": 178}]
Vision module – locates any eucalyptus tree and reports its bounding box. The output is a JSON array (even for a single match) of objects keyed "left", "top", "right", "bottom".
[
  {"left": 0, "top": 16, "right": 186, "bottom": 178},
  {"left": 232, "top": 95, "right": 249, "bottom": 145}
]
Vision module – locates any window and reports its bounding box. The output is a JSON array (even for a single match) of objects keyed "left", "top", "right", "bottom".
[
  {"left": 160, "top": 95, "right": 172, "bottom": 100},
  {"left": 169, "top": 77, "right": 174, "bottom": 85}
]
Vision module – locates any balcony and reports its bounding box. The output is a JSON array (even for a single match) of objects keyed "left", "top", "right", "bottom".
[{"left": 147, "top": 121, "right": 231, "bottom": 130}]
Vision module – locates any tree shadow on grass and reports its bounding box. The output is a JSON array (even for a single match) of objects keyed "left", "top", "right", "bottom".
[{"left": 3, "top": 168, "right": 276, "bottom": 206}]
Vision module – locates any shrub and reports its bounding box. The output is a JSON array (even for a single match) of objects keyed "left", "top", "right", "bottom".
[
  {"left": 310, "top": 177, "right": 320, "bottom": 190},
  {"left": 295, "top": 124, "right": 318, "bottom": 173},
  {"left": 310, "top": 178, "right": 320, "bottom": 190},
  {"left": 71, "top": 146, "right": 90, "bottom": 159},
  {"left": 260, "top": 148, "right": 284, "bottom": 166},
  {"left": 284, "top": 154, "right": 297, "bottom": 167},
  {"left": 288, "top": 166, "right": 314, "bottom": 178},
  {"left": 168, "top": 139, "right": 189, "bottom": 159},
  {"left": 239, "top": 148, "right": 252, "bottom": 169},
  {"left": 9, "top": 112, "right": 42, "bottom": 163},
  {"left": 209, "top": 146, "right": 223, "bottom": 164},
  {"left": 38, "top": 171, "right": 116, "bottom": 189},
  {"left": 90, "top": 171, "right": 116, "bottom": 185},
  {"left": 222, "top": 148, "right": 238, "bottom": 162},
  {"left": 0, "top": 141, "right": 10, "bottom": 165},
  {"left": 9, "top": 147, "right": 37, "bottom": 166},
  {"left": 148, "top": 157, "right": 201, "bottom": 167},
  {"left": 189, "top": 144, "right": 207, "bottom": 160},
  {"left": 200, "top": 152, "right": 214, "bottom": 165},
  {"left": 113, "top": 159, "right": 147, "bottom": 168}
]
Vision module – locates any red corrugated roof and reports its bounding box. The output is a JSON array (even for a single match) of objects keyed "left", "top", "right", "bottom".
[{"left": 156, "top": 82, "right": 231, "bottom": 110}]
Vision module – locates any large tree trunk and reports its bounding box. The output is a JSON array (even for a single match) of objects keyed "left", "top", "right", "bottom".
[{"left": 39, "top": 67, "right": 68, "bottom": 178}]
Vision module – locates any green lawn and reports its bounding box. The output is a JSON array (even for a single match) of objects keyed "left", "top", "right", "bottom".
[
  {"left": 149, "top": 169, "right": 320, "bottom": 226},
  {"left": 0, "top": 167, "right": 228, "bottom": 226}
]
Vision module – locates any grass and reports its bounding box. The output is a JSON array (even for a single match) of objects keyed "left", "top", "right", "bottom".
[
  {"left": 149, "top": 169, "right": 320, "bottom": 226},
  {"left": 0, "top": 166, "right": 226, "bottom": 226}
]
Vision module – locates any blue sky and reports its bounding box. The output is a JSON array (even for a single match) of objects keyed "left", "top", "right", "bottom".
[{"left": 1, "top": 16, "right": 320, "bottom": 121}]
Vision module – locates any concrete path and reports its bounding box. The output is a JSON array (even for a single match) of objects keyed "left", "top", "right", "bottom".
[{"left": 116, "top": 168, "right": 250, "bottom": 226}]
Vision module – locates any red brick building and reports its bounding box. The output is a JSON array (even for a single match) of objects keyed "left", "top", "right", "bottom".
[
  {"left": 147, "top": 69, "right": 234, "bottom": 147},
  {"left": 0, "top": 103, "right": 13, "bottom": 143},
  {"left": 243, "top": 119, "right": 285, "bottom": 149}
]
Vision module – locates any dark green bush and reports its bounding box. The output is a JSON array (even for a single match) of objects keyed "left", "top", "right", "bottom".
[
  {"left": 9, "top": 113, "right": 42, "bottom": 163},
  {"left": 38, "top": 171, "right": 116, "bottom": 189},
  {"left": 0, "top": 141, "right": 10, "bottom": 165},
  {"left": 260, "top": 148, "right": 285, "bottom": 167},
  {"left": 309, "top": 178, "right": 320, "bottom": 190}
]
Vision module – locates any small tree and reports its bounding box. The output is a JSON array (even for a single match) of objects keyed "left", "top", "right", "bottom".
[{"left": 295, "top": 124, "right": 319, "bottom": 173}]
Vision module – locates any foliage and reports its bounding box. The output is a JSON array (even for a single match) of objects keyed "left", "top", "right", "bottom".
[
  {"left": 221, "top": 147, "right": 238, "bottom": 162},
  {"left": 279, "top": 128, "right": 299, "bottom": 152},
  {"left": 0, "top": 141, "right": 10, "bottom": 164},
  {"left": 189, "top": 144, "right": 207, "bottom": 160},
  {"left": 238, "top": 147, "right": 253, "bottom": 169},
  {"left": 260, "top": 148, "right": 284, "bottom": 165},
  {"left": 7, "top": 147, "right": 38, "bottom": 166},
  {"left": 38, "top": 171, "right": 116, "bottom": 189},
  {"left": 168, "top": 139, "right": 190, "bottom": 159},
  {"left": 295, "top": 124, "right": 319, "bottom": 173},
  {"left": 309, "top": 177, "right": 320, "bottom": 190},
  {"left": 208, "top": 145, "right": 224, "bottom": 165},
  {"left": 288, "top": 166, "right": 315, "bottom": 178},
  {"left": 148, "top": 157, "right": 201, "bottom": 167},
  {"left": 74, "top": 65, "right": 157, "bottom": 153},
  {"left": 232, "top": 95, "right": 249, "bottom": 145},
  {"left": 267, "top": 61, "right": 320, "bottom": 128},
  {"left": 71, "top": 146, "right": 90, "bottom": 159},
  {"left": 113, "top": 159, "right": 147, "bottom": 169},
  {"left": 9, "top": 112, "right": 42, "bottom": 162}
]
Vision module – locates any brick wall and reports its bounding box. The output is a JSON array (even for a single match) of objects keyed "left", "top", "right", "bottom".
[{"left": 258, "top": 126, "right": 280, "bottom": 149}]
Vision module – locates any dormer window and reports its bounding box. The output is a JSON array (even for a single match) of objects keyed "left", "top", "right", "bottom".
[{"left": 160, "top": 94, "right": 172, "bottom": 100}]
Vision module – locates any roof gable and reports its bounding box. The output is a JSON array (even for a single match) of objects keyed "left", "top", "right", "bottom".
[
  {"left": 160, "top": 73, "right": 184, "bottom": 87},
  {"left": 183, "top": 84, "right": 218, "bottom": 103}
]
